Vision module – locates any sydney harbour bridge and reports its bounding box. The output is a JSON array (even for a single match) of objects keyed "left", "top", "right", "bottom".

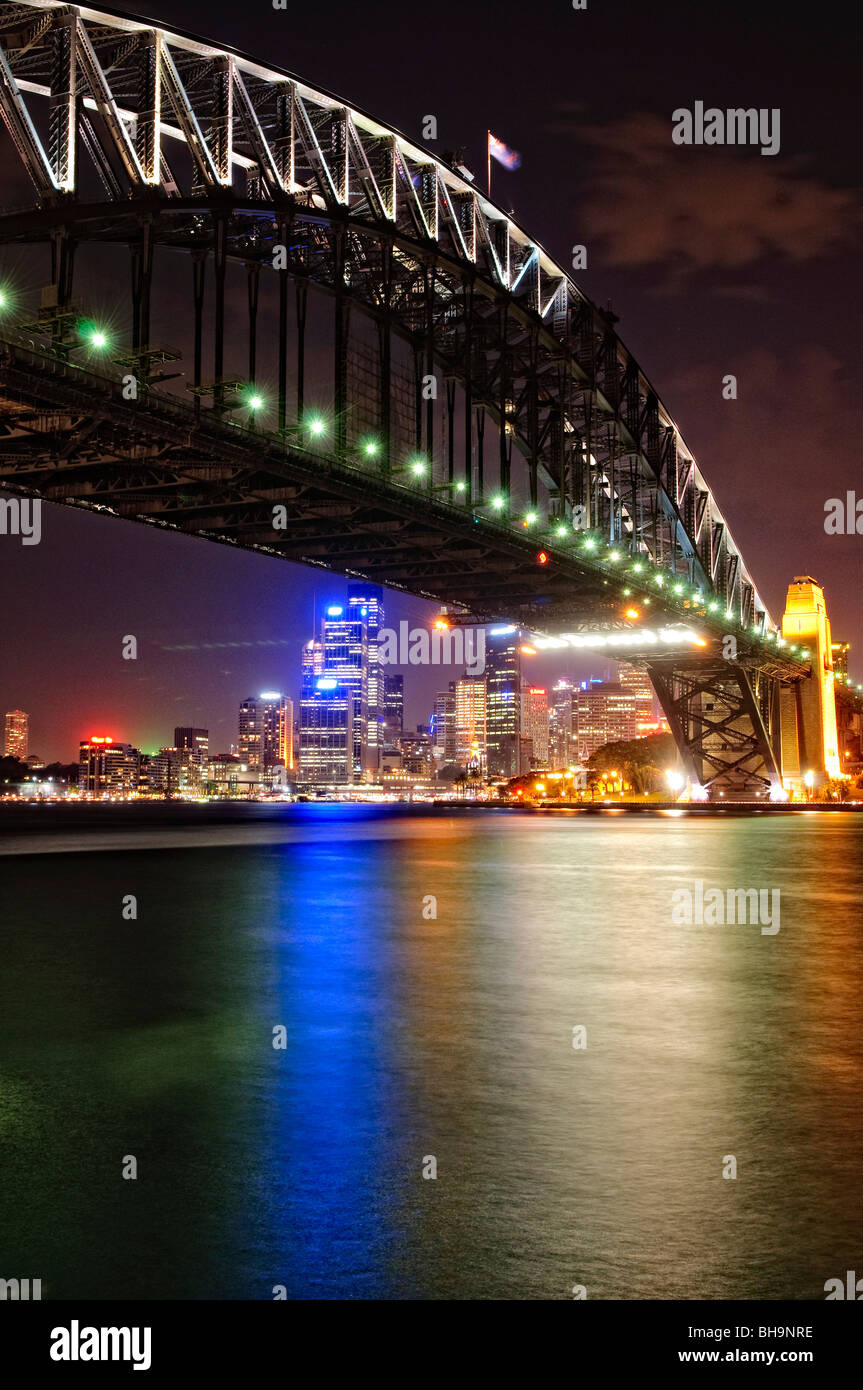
[{"left": 0, "top": 0, "right": 858, "bottom": 798}]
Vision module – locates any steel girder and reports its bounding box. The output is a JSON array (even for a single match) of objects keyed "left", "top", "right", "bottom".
[
  {"left": 0, "top": 0, "right": 769, "bottom": 631},
  {"left": 649, "top": 660, "right": 784, "bottom": 798}
]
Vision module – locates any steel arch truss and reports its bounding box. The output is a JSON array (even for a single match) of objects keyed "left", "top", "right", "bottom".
[
  {"left": 648, "top": 660, "right": 784, "bottom": 798},
  {"left": 0, "top": 0, "right": 768, "bottom": 632}
]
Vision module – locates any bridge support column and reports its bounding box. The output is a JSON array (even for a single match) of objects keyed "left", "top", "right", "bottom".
[
  {"left": 333, "top": 225, "right": 348, "bottom": 455},
  {"left": 424, "top": 263, "right": 436, "bottom": 474},
  {"left": 296, "top": 279, "right": 307, "bottom": 425},
  {"left": 476, "top": 405, "right": 485, "bottom": 502},
  {"left": 463, "top": 281, "right": 474, "bottom": 504},
  {"left": 446, "top": 378, "right": 456, "bottom": 486},
  {"left": 498, "top": 307, "right": 511, "bottom": 499},
  {"left": 192, "top": 250, "right": 206, "bottom": 424},
  {"left": 130, "top": 219, "right": 153, "bottom": 361},
  {"left": 649, "top": 660, "right": 783, "bottom": 800},
  {"left": 246, "top": 261, "right": 259, "bottom": 390},
  {"left": 780, "top": 577, "right": 841, "bottom": 791},
  {"left": 212, "top": 214, "right": 227, "bottom": 414},
  {"left": 277, "top": 218, "right": 289, "bottom": 433},
  {"left": 378, "top": 317, "right": 391, "bottom": 478}
]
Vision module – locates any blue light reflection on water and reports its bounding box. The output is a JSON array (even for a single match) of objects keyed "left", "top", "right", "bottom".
[{"left": 1, "top": 804, "right": 862, "bottom": 1300}]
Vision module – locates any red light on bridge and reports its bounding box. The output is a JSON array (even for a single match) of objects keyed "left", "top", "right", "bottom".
[{"left": 537, "top": 551, "right": 549, "bottom": 565}]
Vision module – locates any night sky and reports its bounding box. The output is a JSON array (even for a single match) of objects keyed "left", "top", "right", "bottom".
[{"left": 1, "top": 0, "right": 860, "bottom": 760}]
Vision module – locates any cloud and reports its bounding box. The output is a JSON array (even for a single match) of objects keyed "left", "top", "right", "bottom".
[{"left": 554, "top": 109, "right": 860, "bottom": 271}]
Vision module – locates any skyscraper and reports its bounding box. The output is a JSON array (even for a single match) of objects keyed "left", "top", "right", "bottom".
[
  {"left": 322, "top": 602, "right": 369, "bottom": 779},
  {"left": 548, "top": 680, "right": 578, "bottom": 770},
  {"left": 4, "top": 709, "right": 28, "bottom": 759},
  {"left": 432, "top": 684, "right": 457, "bottom": 766},
  {"left": 521, "top": 686, "right": 549, "bottom": 766},
  {"left": 455, "top": 677, "right": 487, "bottom": 771},
  {"left": 484, "top": 626, "right": 522, "bottom": 777},
  {"left": 349, "top": 584, "right": 384, "bottom": 772},
  {"left": 277, "top": 698, "right": 295, "bottom": 771},
  {"left": 617, "top": 663, "right": 657, "bottom": 729},
  {"left": 383, "top": 674, "right": 404, "bottom": 750},
  {"left": 238, "top": 693, "right": 289, "bottom": 772},
  {"left": 577, "top": 683, "right": 638, "bottom": 761},
  {"left": 299, "top": 601, "right": 373, "bottom": 784},
  {"left": 300, "top": 637, "right": 348, "bottom": 783},
  {"left": 300, "top": 670, "right": 350, "bottom": 783}
]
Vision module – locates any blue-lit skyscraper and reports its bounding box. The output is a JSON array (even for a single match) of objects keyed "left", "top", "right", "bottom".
[
  {"left": 299, "top": 637, "right": 351, "bottom": 784},
  {"left": 299, "top": 601, "right": 374, "bottom": 784},
  {"left": 348, "top": 583, "right": 384, "bottom": 775}
]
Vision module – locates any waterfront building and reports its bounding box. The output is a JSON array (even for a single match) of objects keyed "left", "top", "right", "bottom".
[
  {"left": 399, "top": 732, "right": 433, "bottom": 776},
  {"left": 548, "top": 680, "right": 578, "bottom": 770},
  {"left": 238, "top": 694, "right": 290, "bottom": 773},
  {"left": 383, "top": 674, "right": 404, "bottom": 750},
  {"left": 349, "top": 584, "right": 384, "bottom": 772},
  {"left": 485, "top": 626, "right": 523, "bottom": 777},
  {"left": 617, "top": 663, "right": 657, "bottom": 731},
  {"left": 577, "top": 683, "right": 638, "bottom": 761},
  {"left": 432, "top": 684, "right": 457, "bottom": 766},
  {"left": 521, "top": 685, "right": 549, "bottom": 766},
  {"left": 455, "top": 676, "right": 487, "bottom": 772},
  {"left": 78, "top": 736, "right": 140, "bottom": 795},
  {"left": 322, "top": 602, "right": 370, "bottom": 779},
  {"left": 174, "top": 727, "right": 209, "bottom": 788},
  {"left": 4, "top": 708, "right": 28, "bottom": 759}
]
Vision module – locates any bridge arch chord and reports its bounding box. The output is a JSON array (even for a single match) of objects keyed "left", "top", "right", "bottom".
[{"left": 0, "top": 0, "right": 769, "bottom": 630}]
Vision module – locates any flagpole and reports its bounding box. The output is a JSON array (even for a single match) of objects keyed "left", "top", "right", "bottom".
[{"left": 487, "top": 129, "right": 491, "bottom": 198}]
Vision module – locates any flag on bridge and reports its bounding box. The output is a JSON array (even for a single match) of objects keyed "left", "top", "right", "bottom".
[{"left": 488, "top": 132, "right": 521, "bottom": 170}]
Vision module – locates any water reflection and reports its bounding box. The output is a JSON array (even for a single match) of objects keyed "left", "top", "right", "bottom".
[{"left": 0, "top": 809, "right": 861, "bottom": 1299}]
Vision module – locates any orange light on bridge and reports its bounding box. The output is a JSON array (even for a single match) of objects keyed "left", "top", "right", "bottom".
[{"left": 625, "top": 607, "right": 640, "bottom": 620}]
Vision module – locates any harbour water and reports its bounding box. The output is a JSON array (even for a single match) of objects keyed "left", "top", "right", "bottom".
[{"left": 1, "top": 805, "right": 861, "bottom": 1300}]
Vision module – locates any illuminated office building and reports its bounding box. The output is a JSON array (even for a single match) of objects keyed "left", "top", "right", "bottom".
[
  {"left": 174, "top": 727, "right": 209, "bottom": 788},
  {"left": 383, "top": 674, "right": 404, "bottom": 750},
  {"left": 238, "top": 693, "right": 290, "bottom": 772},
  {"left": 831, "top": 640, "right": 850, "bottom": 677},
  {"left": 349, "top": 584, "right": 384, "bottom": 772},
  {"left": 4, "top": 708, "right": 28, "bottom": 759},
  {"left": 79, "top": 736, "right": 140, "bottom": 795},
  {"left": 548, "top": 680, "right": 578, "bottom": 769},
  {"left": 322, "top": 602, "right": 369, "bottom": 779},
  {"left": 521, "top": 686, "right": 549, "bottom": 766},
  {"left": 577, "top": 683, "right": 638, "bottom": 761},
  {"left": 617, "top": 663, "right": 657, "bottom": 729},
  {"left": 432, "top": 684, "right": 457, "bottom": 766},
  {"left": 455, "top": 676, "right": 487, "bottom": 772},
  {"left": 484, "top": 626, "right": 523, "bottom": 777},
  {"left": 299, "top": 602, "right": 371, "bottom": 783}
]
